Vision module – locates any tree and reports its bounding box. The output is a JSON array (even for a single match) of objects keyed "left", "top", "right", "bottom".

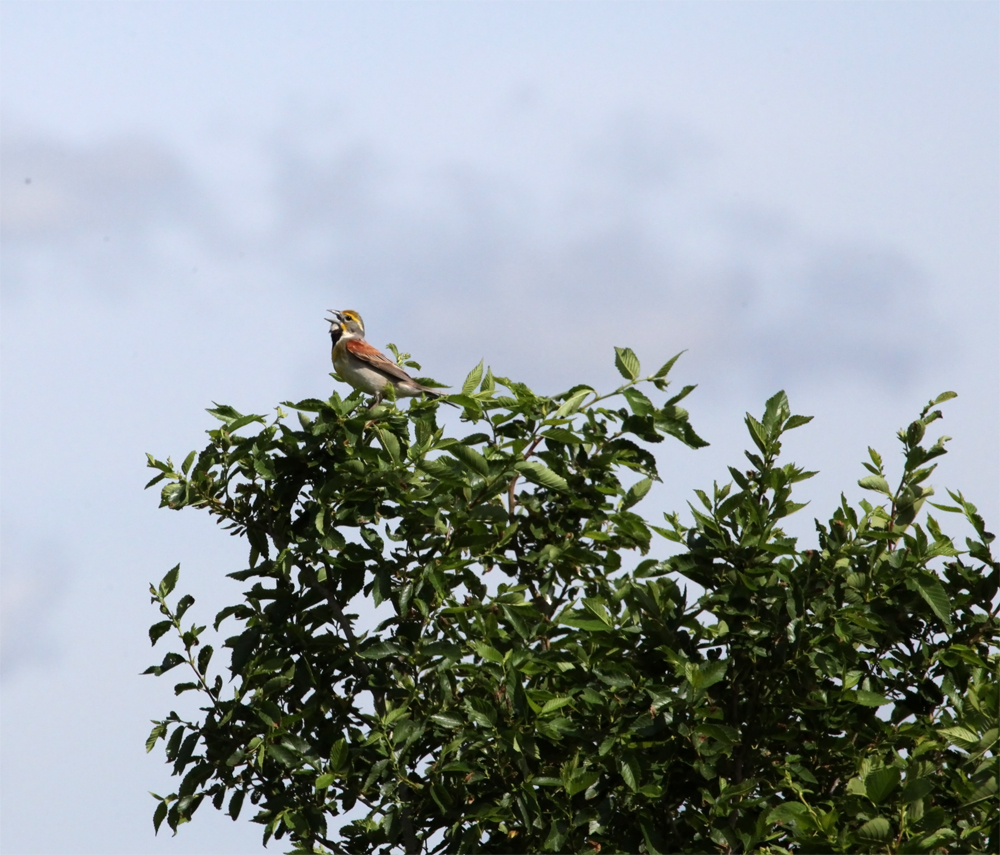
[{"left": 144, "top": 348, "right": 998, "bottom": 854}]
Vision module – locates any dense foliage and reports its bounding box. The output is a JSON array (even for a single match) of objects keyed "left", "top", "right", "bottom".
[{"left": 144, "top": 348, "right": 998, "bottom": 854}]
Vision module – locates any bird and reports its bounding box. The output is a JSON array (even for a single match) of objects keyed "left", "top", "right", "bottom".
[{"left": 327, "top": 309, "right": 452, "bottom": 405}]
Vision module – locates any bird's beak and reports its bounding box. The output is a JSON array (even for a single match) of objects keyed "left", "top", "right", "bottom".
[{"left": 326, "top": 309, "right": 343, "bottom": 326}]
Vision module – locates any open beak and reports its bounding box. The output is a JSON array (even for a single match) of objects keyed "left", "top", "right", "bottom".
[{"left": 326, "top": 309, "right": 344, "bottom": 327}]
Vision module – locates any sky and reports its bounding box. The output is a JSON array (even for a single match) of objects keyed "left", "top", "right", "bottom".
[{"left": 1, "top": 3, "right": 997, "bottom": 853}]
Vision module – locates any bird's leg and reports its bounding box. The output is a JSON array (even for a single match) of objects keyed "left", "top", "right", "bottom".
[{"left": 368, "top": 391, "right": 384, "bottom": 409}]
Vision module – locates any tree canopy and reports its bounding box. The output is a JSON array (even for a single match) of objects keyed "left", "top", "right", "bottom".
[{"left": 144, "top": 348, "right": 998, "bottom": 854}]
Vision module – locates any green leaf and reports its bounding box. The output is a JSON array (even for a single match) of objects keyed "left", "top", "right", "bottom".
[
  {"left": 614, "top": 346, "right": 640, "bottom": 380},
  {"left": 565, "top": 770, "right": 599, "bottom": 796},
  {"left": 762, "top": 390, "right": 791, "bottom": 432},
  {"left": 622, "top": 388, "right": 654, "bottom": 417},
  {"left": 227, "top": 413, "right": 266, "bottom": 433},
  {"left": 514, "top": 460, "right": 568, "bottom": 491},
  {"left": 267, "top": 743, "right": 300, "bottom": 768},
  {"left": 152, "top": 799, "right": 168, "bottom": 834},
  {"left": 846, "top": 689, "right": 891, "bottom": 707},
  {"left": 158, "top": 565, "right": 180, "bottom": 599},
  {"left": 619, "top": 754, "right": 640, "bottom": 792},
  {"left": 315, "top": 773, "right": 335, "bottom": 790},
  {"left": 445, "top": 443, "right": 489, "bottom": 477},
  {"left": 582, "top": 597, "right": 613, "bottom": 626},
  {"left": 330, "top": 738, "right": 349, "bottom": 769},
  {"left": 375, "top": 428, "right": 401, "bottom": 464},
  {"left": 542, "top": 427, "right": 580, "bottom": 444},
  {"left": 930, "top": 390, "right": 958, "bottom": 406},
  {"left": 555, "top": 388, "right": 592, "bottom": 416},
  {"left": 639, "top": 819, "right": 667, "bottom": 855},
  {"left": 558, "top": 616, "right": 612, "bottom": 632},
  {"left": 358, "top": 642, "right": 401, "bottom": 660},
  {"left": 149, "top": 620, "right": 173, "bottom": 646},
  {"left": 227, "top": 790, "right": 244, "bottom": 821},
  {"left": 462, "top": 360, "right": 484, "bottom": 396},
  {"left": 653, "top": 351, "right": 684, "bottom": 379},
  {"left": 540, "top": 697, "right": 574, "bottom": 716},
  {"left": 767, "top": 802, "right": 808, "bottom": 824},
  {"left": 472, "top": 641, "right": 505, "bottom": 664},
  {"left": 784, "top": 414, "right": 814, "bottom": 430},
  {"left": 252, "top": 457, "right": 275, "bottom": 480},
  {"left": 912, "top": 573, "right": 954, "bottom": 633},
  {"left": 745, "top": 414, "right": 768, "bottom": 454},
  {"left": 857, "top": 816, "right": 892, "bottom": 842},
  {"left": 286, "top": 397, "right": 327, "bottom": 412},
  {"left": 938, "top": 726, "right": 979, "bottom": 750},
  {"left": 858, "top": 475, "right": 893, "bottom": 495},
  {"left": 623, "top": 477, "right": 652, "bottom": 509},
  {"left": 206, "top": 403, "right": 244, "bottom": 425},
  {"left": 143, "top": 652, "right": 184, "bottom": 677},
  {"left": 864, "top": 766, "right": 900, "bottom": 804},
  {"left": 145, "top": 722, "right": 167, "bottom": 753}
]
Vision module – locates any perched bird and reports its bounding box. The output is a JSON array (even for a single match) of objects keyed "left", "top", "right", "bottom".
[{"left": 328, "top": 309, "right": 451, "bottom": 405}]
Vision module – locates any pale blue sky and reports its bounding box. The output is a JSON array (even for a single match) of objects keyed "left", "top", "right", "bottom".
[{"left": 1, "top": 3, "right": 997, "bottom": 853}]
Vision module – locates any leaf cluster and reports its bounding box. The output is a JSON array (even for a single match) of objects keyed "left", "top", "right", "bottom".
[{"left": 143, "top": 354, "right": 998, "bottom": 854}]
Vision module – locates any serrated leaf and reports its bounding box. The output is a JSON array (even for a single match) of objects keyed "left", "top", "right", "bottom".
[
  {"left": 374, "top": 427, "right": 401, "bottom": 463},
  {"left": 540, "top": 697, "right": 574, "bottom": 715},
  {"left": 446, "top": 443, "right": 489, "bottom": 477},
  {"left": 619, "top": 755, "right": 640, "bottom": 792},
  {"left": 784, "top": 414, "right": 814, "bottom": 430},
  {"left": 653, "top": 351, "right": 684, "bottom": 380},
  {"left": 206, "top": 403, "right": 243, "bottom": 425},
  {"left": 146, "top": 722, "right": 167, "bottom": 753},
  {"left": 515, "top": 460, "right": 568, "bottom": 491},
  {"left": 847, "top": 689, "right": 891, "bottom": 706},
  {"left": 358, "top": 642, "right": 401, "bottom": 660},
  {"left": 153, "top": 799, "right": 168, "bottom": 834},
  {"left": 565, "top": 770, "right": 599, "bottom": 796},
  {"left": 745, "top": 414, "right": 768, "bottom": 454},
  {"left": 622, "top": 387, "right": 654, "bottom": 417},
  {"left": 267, "top": 743, "right": 300, "bottom": 767},
  {"left": 227, "top": 413, "right": 265, "bottom": 433},
  {"left": 158, "top": 565, "right": 180, "bottom": 598},
  {"left": 767, "top": 802, "right": 808, "bottom": 824},
  {"left": 555, "top": 388, "right": 592, "bottom": 416},
  {"left": 623, "top": 477, "right": 652, "bottom": 509},
  {"left": 558, "top": 616, "right": 612, "bottom": 632},
  {"left": 287, "top": 397, "right": 327, "bottom": 412},
  {"left": 938, "top": 726, "right": 979, "bottom": 750},
  {"left": 329, "top": 738, "right": 349, "bottom": 769},
  {"left": 430, "top": 712, "right": 464, "bottom": 729},
  {"left": 614, "top": 346, "right": 640, "bottom": 380},
  {"left": 462, "top": 360, "right": 484, "bottom": 396},
  {"left": 912, "top": 574, "right": 954, "bottom": 633},
  {"left": 666, "top": 383, "right": 696, "bottom": 405},
  {"left": 582, "top": 597, "right": 613, "bottom": 626},
  {"left": 149, "top": 620, "right": 173, "bottom": 646},
  {"left": 857, "top": 816, "right": 891, "bottom": 842},
  {"left": 472, "top": 641, "right": 505, "bottom": 664},
  {"left": 227, "top": 790, "right": 244, "bottom": 821},
  {"left": 859, "top": 475, "right": 893, "bottom": 495},
  {"left": 253, "top": 457, "right": 276, "bottom": 479},
  {"left": 542, "top": 427, "right": 580, "bottom": 444},
  {"left": 864, "top": 766, "right": 900, "bottom": 804}
]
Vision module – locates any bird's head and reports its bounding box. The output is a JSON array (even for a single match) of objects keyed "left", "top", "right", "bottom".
[{"left": 327, "top": 309, "right": 366, "bottom": 342}]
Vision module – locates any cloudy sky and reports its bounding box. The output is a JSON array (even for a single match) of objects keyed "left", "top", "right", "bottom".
[{"left": 1, "top": 3, "right": 997, "bottom": 853}]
